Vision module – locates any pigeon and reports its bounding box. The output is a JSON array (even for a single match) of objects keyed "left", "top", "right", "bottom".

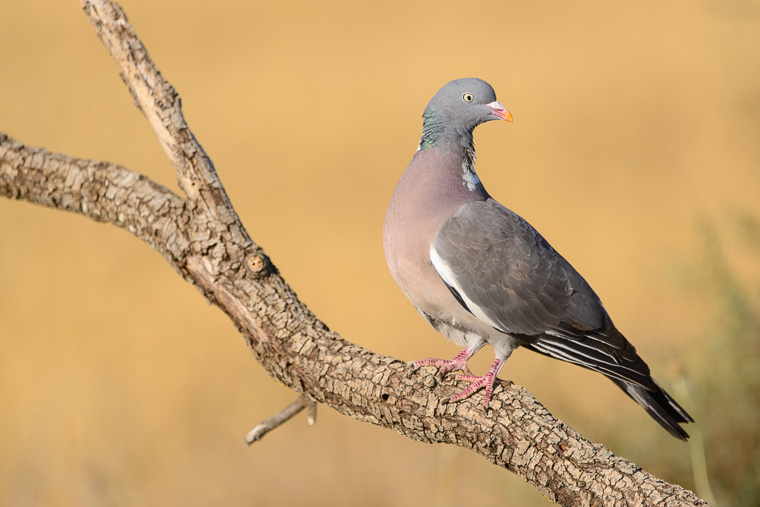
[{"left": 383, "top": 78, "right": 693, "bottom": 440}]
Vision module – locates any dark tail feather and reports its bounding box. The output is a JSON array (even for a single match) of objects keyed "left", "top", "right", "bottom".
[
  {"left": 609, "top": 378, "right": 694, "bottom": 441},
  {"left": 521, "top": 335, "right": 694, "bottom": 440}
]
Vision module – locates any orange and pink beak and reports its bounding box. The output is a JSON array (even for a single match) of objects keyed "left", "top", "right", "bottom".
[{"left": 485, "top": 101, "right": 513, "bottom": 122}]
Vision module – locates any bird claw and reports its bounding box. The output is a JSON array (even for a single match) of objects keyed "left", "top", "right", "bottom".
[
  {"left": 447, "top": 357, "right": 508, "bottom": 408},
  {"left": 406, "top": 358, "right": 512, "bottom": 409},
  {"left": 407, "top": 354, "right": 473, "bottom": 378},
  {"left": 456, "top": 366, "right": 476, "bottom": 377},
  {"left": 406, "top": 351, "right": 507, "bottom": 408}
]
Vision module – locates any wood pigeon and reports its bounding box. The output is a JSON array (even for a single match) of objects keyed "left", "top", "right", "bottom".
[{"left": 383, "top": 78, "right": 693, "bottom": 440}]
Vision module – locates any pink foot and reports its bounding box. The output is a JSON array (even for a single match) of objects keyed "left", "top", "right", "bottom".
[
  {"left": 446, "top": 358, "right": 506, "bottom": 408},
  {"left": 407, "top": 348, "right": 474, "bottom": 377}
]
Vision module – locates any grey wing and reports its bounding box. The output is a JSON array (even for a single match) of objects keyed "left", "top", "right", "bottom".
[
  {"left": 433, "top": 198, "right": 693, "bottom": 439},
  {"left": 432, "top": 198, "right": 654, "bottom": 388}
]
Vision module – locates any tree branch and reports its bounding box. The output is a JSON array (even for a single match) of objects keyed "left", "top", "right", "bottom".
[
  {"left": 0, "top": 1, "right": 707, "bottom": 505},
  {"left": 245, "top": 395, "right": 317, "bottom": 445},
  {"left": 80, "top": 0, "right": 233, "bottom": 220}
]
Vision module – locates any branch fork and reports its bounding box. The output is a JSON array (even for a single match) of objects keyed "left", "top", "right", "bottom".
[{"left": 0, "top": 2, "right": 707, "bottom": 506}]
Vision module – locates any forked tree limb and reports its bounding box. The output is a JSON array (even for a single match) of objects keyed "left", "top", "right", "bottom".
[{"left": 0, "top": 1, "right": 707, "bottom": 506}]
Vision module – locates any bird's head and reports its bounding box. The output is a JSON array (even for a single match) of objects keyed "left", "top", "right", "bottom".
[{"left": 423, "top": 78, "right": 512, "bottom": 134}]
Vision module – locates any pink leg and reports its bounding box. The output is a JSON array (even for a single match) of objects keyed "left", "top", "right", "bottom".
[
  {"left": 447, "top": 357, "right": 507, "bottom": 408},
  {"left": 408, "top": 347, "right": 475, "bottom": 376}
]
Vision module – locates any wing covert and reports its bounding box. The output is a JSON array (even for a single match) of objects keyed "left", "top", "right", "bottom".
[
  {"left": 433, "top": 198, "right": 657, "bottom": 389},
  {"left": 435, "top": 199, "right": 595, "bottom": 335}
]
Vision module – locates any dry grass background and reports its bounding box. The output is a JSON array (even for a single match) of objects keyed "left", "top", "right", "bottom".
[{"left": 1, "top": 0, "right": 759, "bottom": 505}]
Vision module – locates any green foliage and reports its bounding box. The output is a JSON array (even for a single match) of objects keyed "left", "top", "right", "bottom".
[{"left": 693, "top": 216, "right": 760, "bottom": 506}]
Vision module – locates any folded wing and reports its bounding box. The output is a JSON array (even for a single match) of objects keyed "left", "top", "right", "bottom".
[{"left": 432, "top": 198, "right": 693, "bottom": 439}]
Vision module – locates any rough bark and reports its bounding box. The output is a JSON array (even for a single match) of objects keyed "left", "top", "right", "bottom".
[{"left": 0, "top": 1, "right": 708, "bottom": 506}]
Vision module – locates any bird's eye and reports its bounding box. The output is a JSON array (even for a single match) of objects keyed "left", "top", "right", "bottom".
[{"left": 462, "top": 93, "right": 474, "bottom": 103}]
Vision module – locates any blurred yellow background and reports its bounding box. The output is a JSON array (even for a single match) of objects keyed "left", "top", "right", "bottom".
[{"left": 1, "top": 0, "right": 759, "bottom": 505}]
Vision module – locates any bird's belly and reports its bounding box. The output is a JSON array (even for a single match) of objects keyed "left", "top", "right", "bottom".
[{"left": 384, "top": 223, "right": 512, "bottom": 348}]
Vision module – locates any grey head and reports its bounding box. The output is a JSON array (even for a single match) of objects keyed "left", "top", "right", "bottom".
[{"left": 420, "top": 78, "right": 512, "bottom": 151}]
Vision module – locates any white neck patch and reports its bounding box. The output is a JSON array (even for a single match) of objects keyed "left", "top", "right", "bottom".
[
  {"left": 462, "top": 161, "right": 480, "bottom": 191},
  {"left": 461, "top": 148, "right": 479, "bottom": 191}
]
